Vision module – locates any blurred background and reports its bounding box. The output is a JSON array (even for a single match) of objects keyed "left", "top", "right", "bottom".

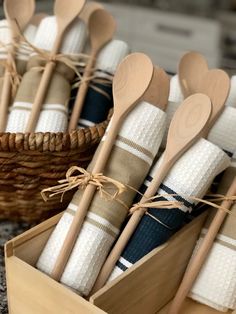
[{"left": 0, "top": 0, "right": 236, "bottom": 74}]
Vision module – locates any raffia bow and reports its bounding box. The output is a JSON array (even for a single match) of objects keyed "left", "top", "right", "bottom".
[
  {"left": 0, "top": 41, "right": 22, "bottom": 97},
  {"left": 72, "top": 75, "right": 112, "bottom": 99},
  {"left": 129, "top": 193, "right": 236, "bottom": 218},
  {"left": 41, "top": 164, "right": 236, "bottom": 223},
  {"left": 41, "top": 166, "right": 127, "bottom": 203},
  {"left": 130, "top": 196, "right": 182, "bottom": 215},
  {"left": 17, "top": 30, "right": 113, "bottom": 99}
]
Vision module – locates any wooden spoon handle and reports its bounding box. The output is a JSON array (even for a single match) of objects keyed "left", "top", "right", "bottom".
[
  {"left": 51, "top": 116, "right": 122, "bottom": 280},
  {"left": 90, "top": 159, "right": 171, "bottom": 294},
  {"left": 51, "top": 183, "right": 97, "bottom": 280},
  {"left": 0, "top": 37, "right": 18, "bottom": 132},
  {"left": 0, "top": 71, "right": 12, "bottom": 132},
  {"left": 91, "top": 93, "right": 212, "bottom": 293},
  {"left": 25, "top": 61, "right": 57, "bottom": 132},
  {"left": 168, "top": 177, "right": 236, "bottom": 314},
  {"left": 68, "top": 51, "right": 96, "bottom": 131}
]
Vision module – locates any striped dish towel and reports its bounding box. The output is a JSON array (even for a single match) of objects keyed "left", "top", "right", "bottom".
[
  {"left": 189, "top": 167, "right": 236, "bottom": 312},
  {"left": 108, "top": 139, "right": 230, "bottom": 281},
  {"left": 70, "top": 40, "right": 130, "bottom": 129},
  {"left": 6, "top": 16, "right": 87, "bottom": 133},
  {"left": 37, "top": 101, "right": 167, "bottom": 296}
]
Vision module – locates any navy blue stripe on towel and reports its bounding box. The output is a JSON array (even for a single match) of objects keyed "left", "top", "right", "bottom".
[
  {"left": 69, "top": 81, "right": 113, "bottom": 127},
  {"left": 116, "top": 189, "right": 191, "bottom": 268}
]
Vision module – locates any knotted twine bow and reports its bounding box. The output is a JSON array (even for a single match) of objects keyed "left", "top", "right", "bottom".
[
  {"left": 17, "top": 29, "right": 113, "bottom": 99},
  {"left": 41, "top": 166, "right": 127, "bottom": 203},
  {"left": 0, "top": 41, "right": 22, "bottom": 97},
  {"left": 41, "top": 166, "right": 236, "bottom": 223}
]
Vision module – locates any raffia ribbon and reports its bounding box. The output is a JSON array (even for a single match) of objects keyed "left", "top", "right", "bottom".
[
  {"left": 0, "top": 41, "right": 22, "bottom": 97},
  {"left": 17, "top": 29, "right": 113, "bottom": 99},
  {"left": 129, "top": 193, "right": 236, "bottom": 220},
  {"left": 41, "top": 166, "right": 235, "bottom": 218},
  {"left": 41, "top": 166, "right": 127, "bottom": 203},
  {"left": 72, "top": 75, "right": 112, "bottom": 99}
]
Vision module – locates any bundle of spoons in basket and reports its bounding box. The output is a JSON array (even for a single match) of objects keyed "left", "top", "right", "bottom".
[{"left": 0, "top": 0, "right": 130, "bottom": 134}]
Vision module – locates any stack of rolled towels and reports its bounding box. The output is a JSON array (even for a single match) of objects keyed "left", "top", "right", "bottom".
[
  {"left": 36, "top": 70, "right": 236, "bottom": 301},
  {"left": 2, "top": 14, "right": 129, "bottom": 133}
]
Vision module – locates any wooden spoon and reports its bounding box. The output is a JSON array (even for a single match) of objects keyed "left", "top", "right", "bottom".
[
  {"left": 68, "top": 9, "right": 116, "bottom": 131},
  {"left": 80, "top": 1, "right": 104, "bottom": 25},
  {"left": 200, "top": 69, "right": 230, "bottom": 133},
  {"left": 143, "top": 67, "right": 170, "bottom": 110},
  {"left": 91, "top": 93, "right": 212, "bottom": 293},
  {"left": 50, "top": 53, "right": 154, "bottom": 281},
  {"left": 25, "top": 0, "right": 85, "bottom": 132},
  {"left": 178, "top": 51, "right": 208, "bottom": 98},
  {"left": 179, "top": 53, "right": 230, "bottom": 134},
  {"left": 168, "top": 176, "right": 236, "bottom": 314},
  {"left": 0, "top": 0, "right": 35, "bottom": 132},
  {"left": 30, "top": 13, "right": 48, "bottom": 27}
]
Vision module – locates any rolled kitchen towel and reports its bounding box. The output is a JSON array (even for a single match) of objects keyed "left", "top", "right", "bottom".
[
  {"left": 6, "top": 17, "right": 87, "bottom": 133},
  {"left": 109, "top": 139, "right": 230, "bottom": 282},
  {"left": 0, "top": 20, "right": 37, "bottom": 76},
  {"left": 189, "top": 166, "right": 236, "bottom": 312},
  {"left": 168, "top": 74, "right": 183, "bottom": 103},
  {"left": 16, "top": 23, "right": 38, "bottom": 76},
  {"left": 70, "top": 40, "right": 130, "bottom": 128},
  {"left": 37, "top": 101, "right": 167, "bottom": 296},
  {"left": 162, "top": 105, "right": 236, "bottom": 157},
  {"left": 225, "top": 75, "right": 236, "bottom": 108}
]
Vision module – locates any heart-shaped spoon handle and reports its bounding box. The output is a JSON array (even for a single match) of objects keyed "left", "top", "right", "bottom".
[
  {"left": 179, "top": 52, "right": 230, "bottom": 135},
  {"left": 0, "top": 0, "right": 35, "bottom": 132},
  {"left": 68, "top": 9, "right": 116, "bottom": 131},
  {"left": 50, "top": 53, "right": 154, "bottom": 281},
  {"left": 91, "top": 93, "right": 212, "bottom": 293},
  {"left": 25, "top": 0, "right": 85, "bottom": 132}
]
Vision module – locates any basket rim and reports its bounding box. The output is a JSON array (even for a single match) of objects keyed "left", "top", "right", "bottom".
[{"left": 0, "top": 119, "right": 110, "bottom": 153}]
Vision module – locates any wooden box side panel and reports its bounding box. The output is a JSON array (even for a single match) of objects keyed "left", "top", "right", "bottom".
[
  {"left": 91, "top": 214, "right": 207, "bottom": 314},
  {"left": 6, "top": 213, "right": 62, "bottom": 265},
  {"left": 5, "top": 256, "right": 106, "bottom": 314}
]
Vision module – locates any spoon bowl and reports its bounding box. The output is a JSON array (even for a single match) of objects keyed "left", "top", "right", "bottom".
[
  {"left": 143, "top": 67, "right": 170, "bottom": 110},
  {"left": 54, "top": 0, "right": 85, "bottom": 33},
  {"left": 113, "top": 53, "right": 154, "bottom": 116},
  {"left": 4, "top": 0, "right": 35, "bottom": 33},
  {"left": 200, "top": 69, "right": 230, "bottom": 130},
  {"left": 89, "top": 8, "right": 116, "bottom": 51},
  {"left": 80, "top": 1, "right": 104, "bottom": 24},
  {"left": 179, "top": 51, "right": 208, "bottom": 98}
]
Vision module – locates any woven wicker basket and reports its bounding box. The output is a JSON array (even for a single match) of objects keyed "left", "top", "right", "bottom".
[{"left": 0, "top": 118, "right": 110, "bottom": 223}]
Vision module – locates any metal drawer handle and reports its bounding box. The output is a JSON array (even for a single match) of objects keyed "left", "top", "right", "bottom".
[{"left": 156, "top": 23, "right": 193, "bottom": 37}]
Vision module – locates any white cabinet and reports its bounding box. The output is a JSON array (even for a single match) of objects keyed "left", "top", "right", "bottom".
[{"left": 103, "top": 3, "right": 221, "bottom": 73}]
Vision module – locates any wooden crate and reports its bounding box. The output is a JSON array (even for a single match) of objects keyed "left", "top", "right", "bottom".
[{"left": 5, "top": 211, "right": 231, "bottom": 314}]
